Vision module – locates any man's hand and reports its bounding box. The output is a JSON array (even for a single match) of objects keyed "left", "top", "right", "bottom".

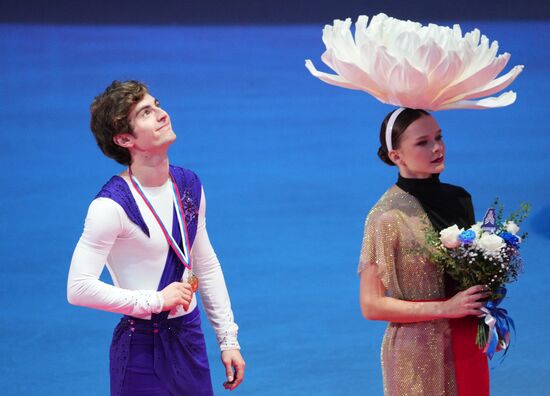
[
  {"left": 221, "top": 349, "right": 245, "bottom": 391},
  {"left": 160, "top": 281, "right": 193, "bottom": 311}
]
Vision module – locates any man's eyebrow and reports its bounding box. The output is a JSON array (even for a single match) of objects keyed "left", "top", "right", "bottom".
[{"left": 132, "top": 101, "right": 156, "bottom": 118}]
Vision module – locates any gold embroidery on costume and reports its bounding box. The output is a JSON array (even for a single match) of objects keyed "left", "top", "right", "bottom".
[{"left": 358, "top": 186, "right": 457, "bottom": 396}]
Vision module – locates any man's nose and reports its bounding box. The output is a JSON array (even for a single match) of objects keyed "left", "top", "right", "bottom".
[{"left": 157, "top": 108, "right": 168, "bottom": 121}]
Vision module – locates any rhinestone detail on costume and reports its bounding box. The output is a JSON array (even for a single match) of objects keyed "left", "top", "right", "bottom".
[{"left": 358, "top": 186, "right": 457, "bottom": 395}]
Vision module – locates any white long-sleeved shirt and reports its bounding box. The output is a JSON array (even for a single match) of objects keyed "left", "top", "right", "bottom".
[{"left": 67, "top": 177, "right": 240, "bottom": 351}]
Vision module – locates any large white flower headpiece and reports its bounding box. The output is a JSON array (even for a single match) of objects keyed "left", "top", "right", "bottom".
[{"left": 305, "top": 13, "right": 523, "bottom": 110}]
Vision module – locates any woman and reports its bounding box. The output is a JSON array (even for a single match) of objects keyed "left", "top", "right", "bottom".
[{"left": 358, "top": 108, "right": 489, "bottom": 396}]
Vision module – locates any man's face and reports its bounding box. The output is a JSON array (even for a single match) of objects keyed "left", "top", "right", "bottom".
[{"left": 124, "top": 93, "right": 176, "bottom": 154}]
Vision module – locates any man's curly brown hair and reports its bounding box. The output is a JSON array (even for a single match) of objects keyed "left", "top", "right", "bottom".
[{"left": 90, "top": 80, "right": 148, "bottom": 165}]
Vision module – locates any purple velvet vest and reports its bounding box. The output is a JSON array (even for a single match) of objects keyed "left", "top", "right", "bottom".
[
  {"left": 95, "top": 166, "right": 213, "bottom": 396},
  {"left": 95, "top": 165, "right": 201, "bottom": 245}
]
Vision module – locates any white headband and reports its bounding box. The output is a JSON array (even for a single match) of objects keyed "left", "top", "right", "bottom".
[{"left": 385, "top": 107, "right": 406, "bottom": 152}]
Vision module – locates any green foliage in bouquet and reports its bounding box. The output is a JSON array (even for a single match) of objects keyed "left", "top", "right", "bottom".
[
  {"left": 424, "top": 198, "right": 529, "bottom": 298},
  {"left": 423, "top": 199, "right": 529, "bottom": 355}
]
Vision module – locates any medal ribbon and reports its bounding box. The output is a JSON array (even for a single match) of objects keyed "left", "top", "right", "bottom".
[{"left": 128, "top": 168, "right": 192, "bottom": 271}]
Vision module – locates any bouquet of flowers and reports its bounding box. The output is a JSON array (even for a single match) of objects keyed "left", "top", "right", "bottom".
[{"left": 425, "top": 199, "right": 529, "bottom": 358}]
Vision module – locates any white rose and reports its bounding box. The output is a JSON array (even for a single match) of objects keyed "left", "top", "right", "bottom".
[
  {"left": 505, "top": 221, "right": 520, "bottom": 235},
  {"left": 439, "top": 225, "right": 463, "bottom": 248},
  {"left": 469, "top": 222, "right": 483, "bottom": 239},
  {"left": 477, "top": 233, "right": 505, "bottom": 252}
]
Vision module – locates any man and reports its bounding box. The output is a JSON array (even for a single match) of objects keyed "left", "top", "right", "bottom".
[{"left": 68, "top": 80, "right": 245, "bottom": 395}]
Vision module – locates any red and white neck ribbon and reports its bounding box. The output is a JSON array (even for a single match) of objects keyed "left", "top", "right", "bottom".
[{"left": 129, "top": 168, "right": 192, "bottom": 271}]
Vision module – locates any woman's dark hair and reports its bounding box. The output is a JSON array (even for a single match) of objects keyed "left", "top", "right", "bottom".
[
  {"left": 377, "top": 108, "right": 430, "bottom": 166},
  {"left": 90, "top": 80, "right": 149, "bottom": 165}
]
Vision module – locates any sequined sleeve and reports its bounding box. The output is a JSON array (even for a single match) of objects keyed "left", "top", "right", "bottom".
[
  {"left": 357, "top": 209, "right": 400, "bottom": 290},
  {"left": 192, "top": 187, "right": 240, "bottom": 351}
]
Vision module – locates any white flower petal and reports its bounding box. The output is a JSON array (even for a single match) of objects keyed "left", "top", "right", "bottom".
[
  {"left": 355, "top": 15, "right": 372, "bottom": 49},
  {"left": 305, "top": 59, "right": 361, "bottom": 91},
  {"left": 439, "top": 91, "right": 517, "bottom": 110},
  {"left": 505, "top": 221, "right": 520, "bottom": 234},
  {"left": 435, "top": 53, "right": 510, "bottom": 106},
  {"left": 305, "top": 13, "right": 523, "bottom": 110},
  {"left": 388, "top": 60, "right": 429, "bottom": 107},
  {"left": 321, "top": 49, "right": 385, "bottom": 97},
  {"left": 372, "top": 46, "right": 398, "bottom": 87},
  {"left": 450, "top": 64, "right": 524, "bottom": 102},
  {"left": 415, "top": 42, "right": 444, "bottom": 74}
]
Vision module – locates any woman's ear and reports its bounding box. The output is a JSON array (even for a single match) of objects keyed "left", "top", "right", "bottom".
[
  {"left": 113, "top": 133, "right": 134, "bottom": 148},
  {"left": 388, "top": 150, "right": 401, "bottom": 165}
]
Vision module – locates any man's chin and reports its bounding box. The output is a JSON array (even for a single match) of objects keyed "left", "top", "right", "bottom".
[
  {"left": 165, "top": 132, "right": 177, "bottom": 144},
  {"left": 154, "top": 135, "right": 176, "bottom": 152}
]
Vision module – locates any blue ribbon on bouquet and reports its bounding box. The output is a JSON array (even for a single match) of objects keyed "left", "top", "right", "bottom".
[{"left": 481, "top": 287, "right": 516, "bottom": 360}]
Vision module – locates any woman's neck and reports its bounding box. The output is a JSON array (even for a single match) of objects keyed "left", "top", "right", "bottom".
[
  {"left": 398, "top": 168, "right": 432, "bottom": 179},
  {"left": 398, "top": 172, "right": 440, "bottom": 181}
]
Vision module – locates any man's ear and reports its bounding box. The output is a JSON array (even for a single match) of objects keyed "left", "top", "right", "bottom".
[{"left": 113, "top": 133, "right": 133, "bottom": 148}]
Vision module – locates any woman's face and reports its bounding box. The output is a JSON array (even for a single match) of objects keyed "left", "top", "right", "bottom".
[{"left": 390, "top": 115, "right": 445, "bottom": 178}]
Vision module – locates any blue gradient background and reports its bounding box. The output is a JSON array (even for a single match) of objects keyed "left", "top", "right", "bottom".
[{"left": 0, "top": 17, "right": 549, "bottom": 395}]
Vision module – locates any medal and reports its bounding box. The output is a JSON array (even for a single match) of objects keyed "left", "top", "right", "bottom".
[
  {"left": 129, "top": 168, "right": 198, "bottom": 291},
  {"left": 187, "top": 270, "right": 199, "bottom": 292}
]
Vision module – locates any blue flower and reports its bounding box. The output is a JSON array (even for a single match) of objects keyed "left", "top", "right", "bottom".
[
  {"left": 458, "top": 230, "right": 476, "bottom": 245},
  {"left": 500, "top": 232, "right": 520, "bottom": 247}
]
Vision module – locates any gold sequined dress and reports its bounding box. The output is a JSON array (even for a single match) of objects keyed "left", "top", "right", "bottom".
[{"left": 358, "top": 185, "right": 458, "bottom": 395}]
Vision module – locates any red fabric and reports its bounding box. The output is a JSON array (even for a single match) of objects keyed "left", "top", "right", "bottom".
[
  {"left": 412, "top": 300, "right": 490, "bottom": 395},
  {"left": 450, "top": 316, "right": 490, "bottom": 396}
]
